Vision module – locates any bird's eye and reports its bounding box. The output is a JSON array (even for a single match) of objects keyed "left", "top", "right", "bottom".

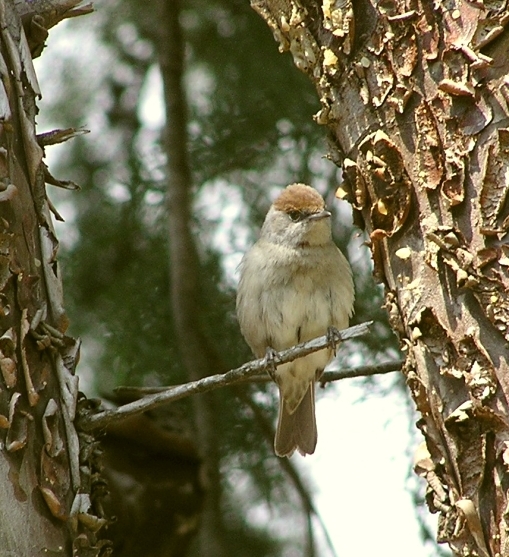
[{"left": 287, "top": 210, "right": 304, "bottom": 222}]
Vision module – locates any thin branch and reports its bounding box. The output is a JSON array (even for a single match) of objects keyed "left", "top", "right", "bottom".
[
  {"left": 115, "top": 359, "right": 404, "bottom": 395},
  {"left": 320, "top": 358, "right": 404, "bottom": 382},
  {"left": 77, "top": 321, "right": 373, "bottom": 432},
  {"left": 235, "top": 358, "right": 404, "bottom": 385}
]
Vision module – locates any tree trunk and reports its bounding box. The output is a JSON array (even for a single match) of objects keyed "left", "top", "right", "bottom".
[
  {"left": 251, "top": 1, "right": 509, "bottom": 555},
  {"left": 156, "top": 1, "right": 226, "bottom": 555},
  {"left": 0, "top": 1, "right": 102, "bottom": 555}
]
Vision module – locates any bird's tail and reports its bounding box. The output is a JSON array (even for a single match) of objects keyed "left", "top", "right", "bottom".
[{"left": 274, "top": 382, "right": 317, "bottom": 458}]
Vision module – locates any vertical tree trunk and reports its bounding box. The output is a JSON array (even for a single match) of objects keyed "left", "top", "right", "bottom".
[
  {"left": 251, "top": 1, "right": 509, "bottom": 555},
  {"left": 0, "top": 1, "right": 99, "bottom": 554},
  {"left": 156, "top": 1, "right": 226, "bottom": 555}
]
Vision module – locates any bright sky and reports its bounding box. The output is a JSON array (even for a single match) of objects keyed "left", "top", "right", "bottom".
[{"left": 308, "top": 378, "right": 436, "bottom": 557}]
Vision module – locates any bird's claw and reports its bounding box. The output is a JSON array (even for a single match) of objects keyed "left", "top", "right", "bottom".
[
  {"left": 326, "top": 326, "right": 342, "bottom": 356},
  {"left": 264, "top": 347, "right": 278, "bottom": 381}
]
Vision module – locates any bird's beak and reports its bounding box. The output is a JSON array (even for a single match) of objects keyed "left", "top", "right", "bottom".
[{"left": 307, "top": 210, "right": 331, "bottom": 221}]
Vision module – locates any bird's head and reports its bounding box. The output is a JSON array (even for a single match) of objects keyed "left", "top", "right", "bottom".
[{"left": 261, "top": 183, "right": 332, "bottom": 247}]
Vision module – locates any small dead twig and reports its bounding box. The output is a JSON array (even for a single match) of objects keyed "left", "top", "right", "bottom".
[
  {"left": 320, "top": 359, "right": 404, "bottom": 384},
  {"left": 78, "top": 321, "right": 373, "bottom": 432},
  {"left": 116, "top": 359, "right": 403, "bottom": 395}
]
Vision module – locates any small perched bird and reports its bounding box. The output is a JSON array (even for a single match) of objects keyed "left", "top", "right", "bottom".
[{"left": 236, "top": 183, "right": 354, "bottom": 457}]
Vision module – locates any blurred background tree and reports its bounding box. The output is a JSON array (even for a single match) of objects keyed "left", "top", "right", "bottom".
[{"left": 34, "top": 0, "right": 446, "bottom": 555}]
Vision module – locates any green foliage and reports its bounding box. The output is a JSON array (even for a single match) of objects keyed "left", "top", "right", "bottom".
[{"left": 181, "top": 0, "right": 321, "bottom": 182}]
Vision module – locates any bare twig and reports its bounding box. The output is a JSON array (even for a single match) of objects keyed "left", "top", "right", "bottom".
[
  {"left": 78, "top": 321, "right": 373, "bottom": 432},
  {"left": 115, "top": 359, "right": 403, "bottom": 395},
  {"left": 320, "top": 359, "right": 404, "bottom": 383}
]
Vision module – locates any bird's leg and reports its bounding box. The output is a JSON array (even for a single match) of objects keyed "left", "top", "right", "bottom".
[
  {"left": 316, "top": 368, "right": 326, "bottom": 389},
  {"left": 326, "top": 326, "right": 342, "bottom": 356},
  {"left": 264, "top": 346, "right": 279, "bottom": 381}
]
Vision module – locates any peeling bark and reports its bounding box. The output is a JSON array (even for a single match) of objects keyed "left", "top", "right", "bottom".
[
  {"left": 0, "top": 1, "right": 103, "bottom": 555},
  {"left": 251, "top": 1, "right": 509, "bottom": 555}
]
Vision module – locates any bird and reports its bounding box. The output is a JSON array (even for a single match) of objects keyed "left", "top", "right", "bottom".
[{"left": 236, "top": 183, "right": 354, "bottom": 457}]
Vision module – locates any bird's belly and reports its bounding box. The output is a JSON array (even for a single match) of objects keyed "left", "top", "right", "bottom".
[{"left": 260, "top": 276, "right": 332, "bottom": 351}]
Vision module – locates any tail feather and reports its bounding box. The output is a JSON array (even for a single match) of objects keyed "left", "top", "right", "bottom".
[{"left": 274, "top": 383, "right": 317, "bottom": 457}]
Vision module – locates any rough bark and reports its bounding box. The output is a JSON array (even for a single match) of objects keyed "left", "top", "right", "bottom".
[
  {"left": 251, "top": 1, "right": 509, "bottom": 555},
  {"left": 0, "top": 0, "right": 102, "bottom": 555}
]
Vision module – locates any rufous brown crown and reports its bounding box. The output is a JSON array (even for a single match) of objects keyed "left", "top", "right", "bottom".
[{"left": 273, "top": 183, "right": 325, "bottom": 213}]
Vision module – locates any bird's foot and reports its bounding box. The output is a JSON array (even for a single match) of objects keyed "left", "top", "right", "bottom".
[
  {"left": 326, "top": 326, "right": 342, "bottom": 356},
  {"left": 264, "top": 347, "right": 278, "bottom": 381}
]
